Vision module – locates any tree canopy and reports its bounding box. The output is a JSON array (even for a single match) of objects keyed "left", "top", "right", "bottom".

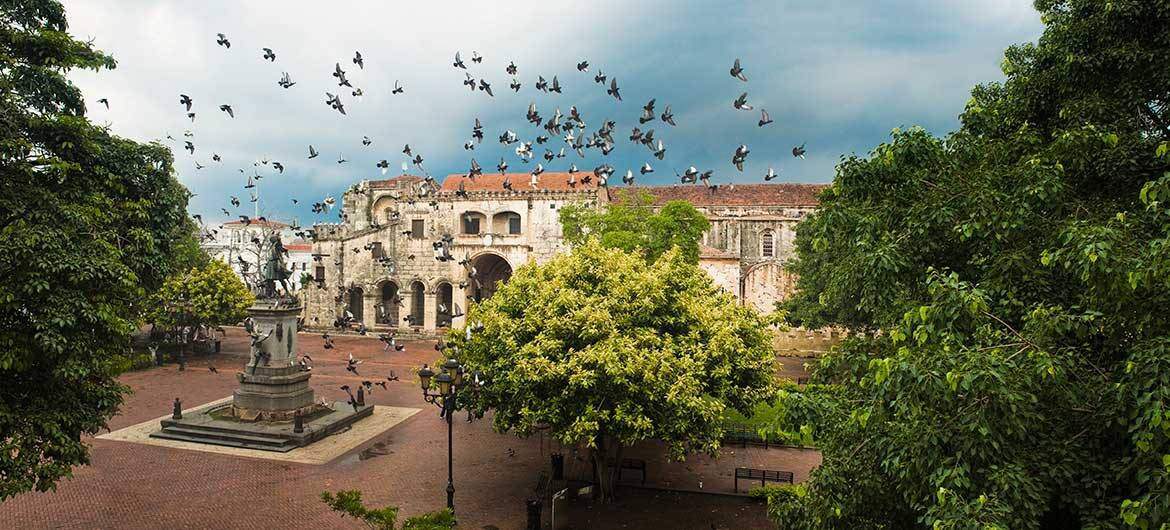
[
  {"left": 0, "top": 0, "right": 200, "bottom": 499},
  {"left": 773, "top": 0, "right": 1170, "bottom": 528},
  {"left": 146, "top": 259, "right": 253, "bottom": 334},
  {"left": 559, "top": 191, "right": 711, "bottom": 263},
  {"left": 448, "top": 240, "right": 775, "bottom": 500}
]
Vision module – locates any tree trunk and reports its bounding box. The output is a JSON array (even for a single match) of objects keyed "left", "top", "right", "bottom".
[{"left": 589, "top": 433, "right": 622, "bottom": 503}]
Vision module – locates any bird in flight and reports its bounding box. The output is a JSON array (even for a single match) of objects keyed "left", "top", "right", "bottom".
[
  {"left": 506, "top": 61, "right": 518, "bottom": 75},
  {"left": 661, "top": 105, "right": 676, "bottom": 126},
  {"left": 353, "top": 50, "right": 364, "bottom": 69},
  {"left": 97, "top": 97, "right": 109, "bottom": 109},
  {"left": 577, "top": 60, "right": 589, "bottom": 72},
  {"left": 733, "top": 92, "right": 752, "bottom": 111},
  {"left": 219, "top": 104, "right": 234, "bottom": 118},
  {"left": 179, "top": 94, "right": 192, "bottom": 111},
  {"left": 607, "top": 79, "right": 621, "bottom": 101},
  {"left": 392, "top": 80, "right": 404, "bottom": 94},
  {"left": 471, "top": 51, "right": 482, "bottom": 63},
  {"left": 453, "top": 51, "right": 466, "bottom": 69},
  {"left": 792, "top": 143, "right": 806, "bottom": 159},
  {"left": 758, "top": 109, "right": 773, "bottom": 127},
  {"left": 216, "top": 33, "right": 230, "bottom": 48},
  {"left": 730, "top": 58, "right": 747, "bottom": 81},
  {"left": 308, "top": 145, "right": 319, "bottom": 159},
  {"left": 764, "top": 167, "right": 780, "bottom": 181},
  {"left": 510, "top": 78, "right": 521, "bottom": 92},
  {"left": 278, "top": 72, "right": 295, "bottom": 88},
  {"left": 732, "top": 144, "right": 750, "bottom": 171},
  {"left": 333, "top": 63, "right": 351, "bottom": 87},
  {"left": 262, "top": 47, "right": 275, "bottom": 61}
]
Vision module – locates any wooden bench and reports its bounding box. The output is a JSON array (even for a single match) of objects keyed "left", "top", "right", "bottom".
[
  {"left": 606, "top": 457, "right": 647, "bottom": 485},
  {"left": 734, "top": 467, "right": 794, "bottom": 492}
]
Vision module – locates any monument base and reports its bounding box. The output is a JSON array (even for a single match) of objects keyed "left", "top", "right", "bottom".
[{"left": 150, "top": 401, "right": 373, "bottom": 453}]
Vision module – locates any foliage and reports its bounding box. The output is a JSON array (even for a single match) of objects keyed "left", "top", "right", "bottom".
[
  {"left": 146, "top": 259, "right": 253, "bottom": 333},
  {"left": 559, "top": 191, "right": 711, "bottom": 263},
  {"left": 320, "top": 490, "right": 455, "bottom": 530},
  {"left": 775, "top": 0, "right": 1170, "bottom": 528},
  {"left": 0, "top": 0, "right": 198, "bottom": 499},
  {"left": 299, "top": 271, "right": 314, "bottom": 289},
  {"left": 447, "top": 240, "right": 775, "bottom": 500}
]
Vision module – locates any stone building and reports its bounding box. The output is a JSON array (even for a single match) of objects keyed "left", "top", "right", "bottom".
[{"left": 302, "top": 173, "right": 825, "bottom": 335}]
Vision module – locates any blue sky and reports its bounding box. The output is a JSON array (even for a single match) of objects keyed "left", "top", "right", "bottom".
[{"left": 63, "top": 0, "right": 1043, "bottom": 226}]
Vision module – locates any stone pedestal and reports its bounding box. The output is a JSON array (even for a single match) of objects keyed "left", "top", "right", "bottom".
[{"left": 232, "top": 301, "right": 312, "bottom": 419}]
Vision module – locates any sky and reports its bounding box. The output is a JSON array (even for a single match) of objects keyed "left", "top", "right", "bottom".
[{"left": 61, "top": 0, "right": 1044, "bottom": 226}]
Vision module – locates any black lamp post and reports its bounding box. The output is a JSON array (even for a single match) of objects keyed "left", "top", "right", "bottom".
[{"left": 418, "top": 358, "right": 470, "bottom": 514}]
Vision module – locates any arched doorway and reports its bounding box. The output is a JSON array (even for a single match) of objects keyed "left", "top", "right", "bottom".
[
  {"left": 436, "top": 282, "right": 453, "bottom": 328},
  {"left": 470, "top": 253, "right": 512, "bottom": 302},
  {"left": 409, "top": 281, "right": 425, "bottom": 326},
  {"left": 348, "top": 287, "right": 364, "bottom": 323},
  {"left": 378, "top": 281, "right": 399, "bottom": 324},
  {"left": 742, "top": 263, "right": 798, "bottom": 314}
]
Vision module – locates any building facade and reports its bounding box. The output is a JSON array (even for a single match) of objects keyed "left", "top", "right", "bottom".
[
  {"left": 202, "top": 220, "right": 313, "bottom": 293},
  {"left": 302, "top": 173, "right": 825, "bottom": 335}
]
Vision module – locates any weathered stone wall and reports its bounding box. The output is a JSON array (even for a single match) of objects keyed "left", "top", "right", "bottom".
[
  {"left": 699, "top": 258, "right": 740, "bottom": 298},
  {"left": 304, "top": 180, "right": 598, "bottom": 334}
]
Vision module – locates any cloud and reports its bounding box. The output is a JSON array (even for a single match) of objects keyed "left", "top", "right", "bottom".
[{"left": 60, "top": 0, "right": 1043, "bottom": 225}]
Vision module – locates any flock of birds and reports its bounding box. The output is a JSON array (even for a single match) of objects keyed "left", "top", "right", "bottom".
[
  {"left": 113, "top": 34, "right": 810, "bottom": 404},
  {"left": 92, "top": 32, "right": 808, "bottom": 246}
]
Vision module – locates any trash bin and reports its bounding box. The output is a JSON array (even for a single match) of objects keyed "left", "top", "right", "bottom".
[
  {"left": 551, "top": 453, "right": 564, "bottom": 480},
  {"left": 526, "top": 498, "right": 542, "bottom": 530}
]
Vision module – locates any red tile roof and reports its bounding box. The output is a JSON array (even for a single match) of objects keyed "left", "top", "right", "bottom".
[
  {"left": 369, "top": 175, "right": 426, "bottom": 189},
  {"left": 699, "top": 244, "right": 739, "bottom": 260},
  {"left": 439, "top": 172, "right": 599, "bottom": 192},
  {"left": 609, "top": 183, "right": 828, "bottom": 207},
  {"left": 285, "top": 243, "right": 312, "bottom": 252}
]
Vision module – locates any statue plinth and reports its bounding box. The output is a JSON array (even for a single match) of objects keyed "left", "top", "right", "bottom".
[{"left": 233, "top": 300, "right": 313, "bottom": 420}]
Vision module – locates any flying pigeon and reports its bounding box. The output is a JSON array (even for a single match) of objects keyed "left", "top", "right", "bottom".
[
  {"left": 733, "top": 93, "right": 752, "bottom": 111},
  {"left": 453, "top": 51, "right": 466, "bottom": 69},
  {"left": 219, "top": 104, "right": 234, "bottom": 118},
  {"left": 216, "top": 33, "right": 230, "bottom": 48},
  {"left": 179, "top": 94, "right": 193, "bottom": 111},
  {"left": 792, "top": 143, "right": 806, "bottom": 159},
  {"left": 730, "top": 58, "right": 747, "bottom": 81},
  {"left": 758, "top": 109, "right": 773, "bottom": 127},
  {"left": 353, "top": 50, "right": 364, "bottom": 69},
  {"left": 576, "top": 60, "right": 589, "bottom": 72},
  {"left": 262, "top": 47, "right": 275, "bottom": 61}
]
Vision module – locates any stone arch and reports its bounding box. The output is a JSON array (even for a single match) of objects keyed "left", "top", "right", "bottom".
[
  {"left": 491, "top": 210, "right": 523, "bottom": 235},
  {"left": 408, "top": 280, "right": 426, "bottom": 326},
  {"left": 742, "top": 262, "right": 798, "bottom": 314},
  {"left": 377, "top": 280, "right": 400, "bottom": 324},
  {"left": 460, "top": 210, "right": 487, "bottom": 235},
  {"left": 347, "top": 287, "right": 364, "bottom": 323},
  {"left": 435, "top": 282, "right": 454, "bottom": 328},
  {"left": 469, "top": 252, "right": 512, "bottom": 302}
]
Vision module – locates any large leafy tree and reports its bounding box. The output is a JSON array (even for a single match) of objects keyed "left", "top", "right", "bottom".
[
  {"left": 448, "top": 241, "right": 775, "bottom": 501},
  {"left": 146, "top": 259, "right": 253, "bottom": 362},
  {"left": 773, "top": 0, "right": 1170, "bottom": 528},
  {"left": 559, "top": 192, "right": 711, "bottom": 263},
  {"left": 0, "top": 1, "right": 198, "bottom": 499}
]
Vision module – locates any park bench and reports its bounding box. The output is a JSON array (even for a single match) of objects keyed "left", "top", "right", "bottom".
[
  {"left": 606, "top": 457, "right": 647, "bottom": 485},
  {"left": 734, "top": 467, "right": 794, "bottom": 492}
]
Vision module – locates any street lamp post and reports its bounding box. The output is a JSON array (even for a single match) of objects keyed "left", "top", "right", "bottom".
[{"left": 417, "top": 358, "right": 472, "bottom": 514}]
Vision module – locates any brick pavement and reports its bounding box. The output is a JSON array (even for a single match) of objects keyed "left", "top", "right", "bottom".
[{"left": 0, "top": 329, "right": 820, "bottom": 529}]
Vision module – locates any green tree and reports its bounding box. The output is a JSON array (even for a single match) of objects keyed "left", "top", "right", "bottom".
[
  {"left": 773, "top": 0, "right": 1170, "bottom": 528},
  {"left": 0, "top": 0, "right": 198, "bottom": 499},
  {"left": 320, "top": 490, "right": 455, "bottom": 530},
  {"left": 560, "top": 191, "right": 711, "bottom": 263},
  {"left": 448, "top": 241, "right": 776, "bottom": 501},
  {"left": 146, "top": 260, "right": 253, "bottom": 358}
]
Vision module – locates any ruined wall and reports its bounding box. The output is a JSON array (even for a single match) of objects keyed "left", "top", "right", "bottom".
[{"left": 303, "top": 180, "right": 598, "bottom": 334}]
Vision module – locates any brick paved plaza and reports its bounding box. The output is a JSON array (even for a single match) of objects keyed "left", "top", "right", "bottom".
[{"left": 0, "top": 329, "right": 821, "bottom": 529}]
